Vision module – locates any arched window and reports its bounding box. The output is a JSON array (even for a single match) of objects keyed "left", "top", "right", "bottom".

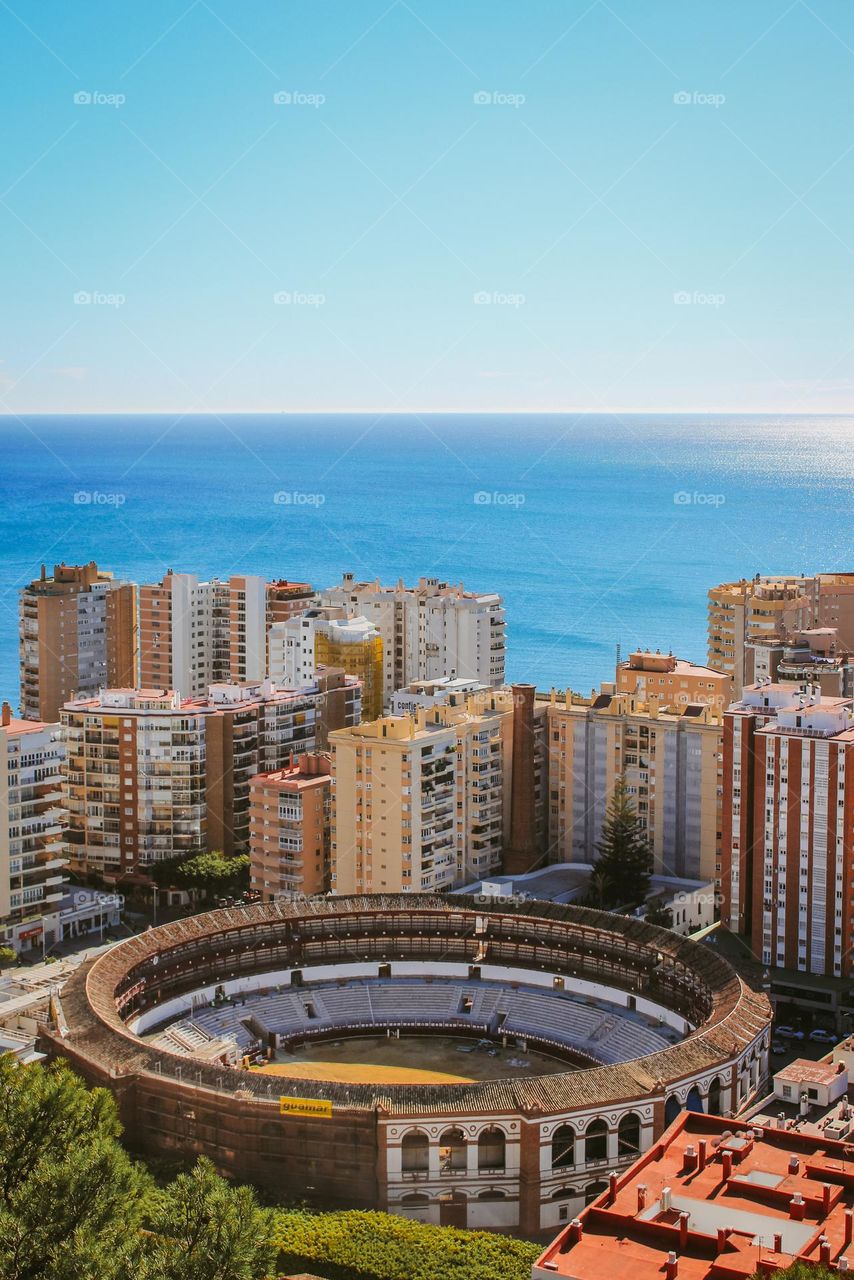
[
  {"left": 402, "top": 1131, "right": 429, "bottom": 1172},
  {"left": 551, "top": 1124, "right": 575, "bottom": 1169},
  {"left": 686, "top": 1086, "right": 704, "bottom": 1114},
  {"left": 551, "top": 1186, "right": 575, "bottom": 1201},
  {"left": 664, "top": 1094, "right": 681, "bottom": 1127},
  {"left": 478, "top": 1127, "right": 505, "bottom": 1172},
  {"left": 585, "top": 1180, "right": 609, "bottom": 1204},
  {"left": 707, "top": 1076, "right": 722, "bottom": 1114},
  {"left": 617, "top": 1112, "right": 641, "bottom": 1156},
  {"left": 401, "top": 1192, "right": 430, "bottom": 1206},
  {"left": 477, "top": 1189, "right": 506, "bottom": 1201},
  {"left": 439, "top": 1127, "right": 467, "bottom": 1173},
  {"left": 585, "top": 1118, "right": 608, "bottom": 1163}
]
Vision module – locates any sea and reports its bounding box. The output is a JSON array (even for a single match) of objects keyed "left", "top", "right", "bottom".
[{"left": 1, "top": 412, "right": 853, "bottom": 705}]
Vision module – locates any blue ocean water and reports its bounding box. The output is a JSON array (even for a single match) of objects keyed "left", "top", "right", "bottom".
[{"left": 1, "top": 413, "right": 853, "bottom": 706}]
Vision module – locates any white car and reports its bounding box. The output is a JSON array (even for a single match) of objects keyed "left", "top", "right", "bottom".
[
  {"left": 809, "top": 1029, "right": 837, "bottom": 1044},
  {"left": 775, "top": 1026, "right": 805, "bottom": 1041}
]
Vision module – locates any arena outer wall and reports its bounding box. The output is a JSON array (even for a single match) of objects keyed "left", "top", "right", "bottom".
[{"left": 42, "top": 895, "right": 771, "bottom": 1237}]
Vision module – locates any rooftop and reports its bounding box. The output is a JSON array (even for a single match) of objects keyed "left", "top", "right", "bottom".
[{"left": 534, "top": 1110, "right": 854, "bottom": 1280}]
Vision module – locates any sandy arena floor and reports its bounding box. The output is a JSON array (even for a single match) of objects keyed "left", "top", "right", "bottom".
[{"left": 249, "top": 1034, "right": 573, "bottom": 1084}]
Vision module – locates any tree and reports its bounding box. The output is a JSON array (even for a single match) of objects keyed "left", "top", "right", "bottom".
[
  {"left": 0, "top": 945, "right": 17, "bottom": 968},
  {"left": 150, "top": 852, "right": 249, "bottom": 898},
  {"left": 589, "top": 775, "right": 653, "bottom": 911},
  {"left": 0, "top": 1055, "right": 150, "bottom": 1280},
  {"left": 645, "top": 900, "right": 673, "bottom": 929},
  {"left": 0, "top": 1057, "right": 276, "bottom": 1280},
  {"left": 146, "top": 1158, "right": 276, "bottom": 1280}
]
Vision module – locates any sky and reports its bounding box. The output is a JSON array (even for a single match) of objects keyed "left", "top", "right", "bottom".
[{"left": 1, "top": 1, "right": 854, "bottom": 413}]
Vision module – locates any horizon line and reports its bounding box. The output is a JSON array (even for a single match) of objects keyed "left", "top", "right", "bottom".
[{"left": 1, "top": 407, "right": 853, "bottom": 418}]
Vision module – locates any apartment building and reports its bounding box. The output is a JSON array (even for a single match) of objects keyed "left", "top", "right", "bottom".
[
  {"left": 269, "top": 608, "right": 383, "bottom": 719},
  {"left": 329, "top": 689, "right": 518, "bottom": 895},
  {"left": 265, "top": 579, "right": 314, "bottom": 627},
  {"left": 139, "top": 571, "right": 267, "bottom": 695},
  {"left": 390, "top": 676, "right": 489, "bottom": 715},
  {"left": 318, "top": 574, "right": 506, "bottom": 702},
  {"left": 616, "top": 649, "right": 732, "bottom": 709},
  {"left": 746, "top": 628, "right": 854, "bottom": 697},
  {"left": 721, "top": 681, "right": 854, "bottom": 978},
  {"left": 62, "top": 672, "right": 360, "bottom": 879},
  {"left": 0, "top": 702, "right": 67, "bottom": 954},
  {"left": 249, "top": 752, "right": 331, "bottom": 899},
  {"left": 707, "top": 574, "right": 854, "bottom": 697},
  {"left": 545, "top": 688, "right": 722, "bottom": 884},
  {"left": 19, "top": 562, "right": 136, "bottom": 722}
]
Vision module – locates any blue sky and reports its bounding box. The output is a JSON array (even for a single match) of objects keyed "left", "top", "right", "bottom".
[{"left": 1, "top": 0, "right": 853, "bottom": 412}]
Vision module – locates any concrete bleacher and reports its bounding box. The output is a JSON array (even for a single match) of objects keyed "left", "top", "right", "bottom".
[{"left": 146, "top": 976, "right": 674, "bottom": 1065}]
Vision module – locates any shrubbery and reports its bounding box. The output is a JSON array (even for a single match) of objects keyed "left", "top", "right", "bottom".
[{"left": 273, "top": 1208, "right": 540, "bottom": 1280}]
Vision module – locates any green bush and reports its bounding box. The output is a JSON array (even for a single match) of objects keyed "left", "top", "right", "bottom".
[{"left": 273, "top": 1208, "right": 540, "bottom": 1280}]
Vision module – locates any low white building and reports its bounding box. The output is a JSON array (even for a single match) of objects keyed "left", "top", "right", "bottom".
[
  {"left": 458, "top": 863, "right": 716, "bottom": 937},
  {"left": 390, "top": 676, "right": 488, "bottom": 716},
  {"left": 772, "top": 1059, "right": 848, "bottom": 1110}
]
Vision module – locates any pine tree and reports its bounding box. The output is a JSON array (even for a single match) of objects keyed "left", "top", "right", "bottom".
[{"left": 590, "top": 775, "right": 653, "bottom": 911}]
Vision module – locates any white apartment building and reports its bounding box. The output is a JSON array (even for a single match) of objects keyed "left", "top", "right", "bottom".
[
  {"left": 269, "top": 609, "right": 379, "bottom": 686},
  {"left": 0, "top": 702, "right": 67, "bottom": 954},
  {"left": 318, "top": 574, "right": 506, "bottom": 703},
  {"left": 139, "top": 571, "right": 267, "bottom": 697}
]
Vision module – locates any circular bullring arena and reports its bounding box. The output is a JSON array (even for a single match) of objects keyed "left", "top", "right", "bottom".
[{"left": 45, "top": 895, "right": 771, "bottom": 1236}]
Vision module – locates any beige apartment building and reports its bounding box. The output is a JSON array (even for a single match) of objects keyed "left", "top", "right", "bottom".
[
  {"left": 707, "top": 574, "right": 854, "bottom": 697},
  {"left": 329, "top": 689, "right": 518, "bottom": 895},
  {"left": 616, "top": 649, "right": 732, "bottom": 709},
  {"left": 249, "top": 752, "right": 331, "bottom": 899},
  {"left": 62, "top": 672, "right": 360, "bottom": 880},
  {"left": 0, "top": 702, "right": 67, "bottom": 954},
  {"left": 545, "top": 688, "right": 722, "bottom": 884},
  {"left": 318, "top": 574, "right": 506, "bottom": 703},
  {"left": 19, "top": 562, "right": 136, "bottom": 722}
]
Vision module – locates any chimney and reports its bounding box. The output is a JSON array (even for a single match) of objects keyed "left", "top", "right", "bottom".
[
  {"left": 698, "top": 1139, "right": 708, "bottom": 1171},
  {"left": 679, "top": 1212, "right": 689, "bottom": 1249},
  {"left": 841, "top": 1259, "right": 850, "bottom": 1274},
  {"left": 569, "top": 1219, "right": 583, "bottom": 1243},
  {"left": 790, "top": 1193, "right": 805, "bottom": 1221},
  {"left": 716, "top": 1228, "right": 729, "bottom": 1255},
  {"left": 637, "top": 1184, "right": 647, "bottom": 1212},
  {"left": 773, "top": 1234, "right": 782, "bottom": 1254},
  {"left": 683, "top": 1145, "right": 698, "bottom": 1174},
  {"left": 665, "top": 1252, "right": 678, "bottom": 1280},
  {"left": 608, "top": 1171, "right": 618, "bottom": 1204},
  {"left": 820, "top": 1237, "right": 832, "bottom": 1267},
  {"left": 788, "top": 1156, "right": 800, "bottom": 1175},
  {"left": 721, "top": 1151, "right": 733, "bottom": 1181},
  {"left": 1, "top": 701, "right": 10, "bottom": 727},
  {"left": 504, "top": 684, "right": 538, "bottom": 874},
  {"left": 822, "top": 1184, "right": 832, "bottom": 1216},
  {"left": 845, "top": 1208, "right": 853, "bottom": 1247}
]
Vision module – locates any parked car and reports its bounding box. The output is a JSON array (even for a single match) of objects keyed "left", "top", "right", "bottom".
[
  {"left": 776, "top": 1026, "right": 805, "bottom": 1040},
  {"left": 770, "top": 1041, "right": 786, "bottom": 1056},
  {"left": 808, "top": 1029, "right": 837, "bottom": 1044}
]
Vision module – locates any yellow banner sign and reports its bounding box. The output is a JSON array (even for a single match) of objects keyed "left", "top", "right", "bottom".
[{"left": 279, "top": 1095, "right": 333, "bottom": 1118}]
